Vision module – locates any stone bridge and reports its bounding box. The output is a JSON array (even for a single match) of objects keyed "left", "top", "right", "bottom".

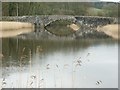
[
  {"left": 75, "top": 16, "right": 118, "bottom": 27},
  {"left": 2, "top": 15, "right": 119, "bottom": 39},
  {"left": 2, "top": 15, "right": 118, "bottom": 28}
]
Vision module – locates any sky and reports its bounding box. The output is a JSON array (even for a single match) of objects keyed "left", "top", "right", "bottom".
[{"left": 101, "top": 0, "right": 120, "bottom": 2}]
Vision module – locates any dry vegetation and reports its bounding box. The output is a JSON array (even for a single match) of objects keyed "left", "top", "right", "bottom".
[
  {"left": 97, "top": 24, "right": 119, "bottom": 39},
  {"left": 0, "top": 21, "right": 34, "bottom": 38},
  {"left": 0, "top": 21, "right": 34, "bottom": 31}
]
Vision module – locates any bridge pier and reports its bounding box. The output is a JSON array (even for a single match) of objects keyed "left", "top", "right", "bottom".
[{"left": 34, "top": 16, "right": 44, "bottom": 33}]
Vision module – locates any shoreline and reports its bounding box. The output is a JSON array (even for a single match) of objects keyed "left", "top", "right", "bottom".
[
  {"left": 0, "top": 20, "right": 119, "bottom": 40},
  {"left": 97, "top": 24, "right": 119, "bottom": 39},
  {"left": 0, "top": 21, "right": 34, "bottom": 38},
  {"left": 0, "top": 21, "right": 34, "bottom": 31}
]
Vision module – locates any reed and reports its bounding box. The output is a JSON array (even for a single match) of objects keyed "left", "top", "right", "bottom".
[
  {"left": 18, "top": 47, "right": 26, "bottom": 88},
  {"left": 97, "top": 24, "right": 119, "bottom": 39},
  {"left": 1, "top": 28, "right": 34, "bottom": 38},
  {"left": 0, "top": 21, "right": 34, "bottom": 31}
]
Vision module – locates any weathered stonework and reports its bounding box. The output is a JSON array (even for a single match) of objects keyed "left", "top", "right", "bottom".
[{"left": 2, "top": 15, "right": 118, "bottom": 39}]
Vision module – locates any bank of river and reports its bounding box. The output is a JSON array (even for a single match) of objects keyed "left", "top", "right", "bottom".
[
  {"left": 1, "top": 16, "right": 119, "bottom": 40},
  {"left": 0, "top": 21, "right": 34, "bottom": 38}
]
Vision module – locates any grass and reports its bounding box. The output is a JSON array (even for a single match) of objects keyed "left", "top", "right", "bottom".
[{"left": 87, "top": 7, "right": 105, "bottom": 16}]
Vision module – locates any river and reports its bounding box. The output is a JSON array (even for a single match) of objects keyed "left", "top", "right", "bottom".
[{"left": 1, "top": 38, "right": 118, "bottom": 88}]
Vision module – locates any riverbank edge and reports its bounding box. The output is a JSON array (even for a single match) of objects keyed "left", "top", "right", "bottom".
[{"left": 1, "top": 15, "right": 119, "bottom": 40}]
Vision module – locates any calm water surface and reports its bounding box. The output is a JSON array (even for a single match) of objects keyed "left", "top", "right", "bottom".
[{"left": 1, "top": 38, "right": 118, "bottom": 88}]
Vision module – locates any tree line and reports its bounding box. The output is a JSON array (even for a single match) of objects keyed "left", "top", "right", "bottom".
[{"left": 2, "top": 2, "right": 119, "bottom": 17}]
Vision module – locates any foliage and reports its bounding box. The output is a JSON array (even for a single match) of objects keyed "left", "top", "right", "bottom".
[
  {"left": 2, "top": 2, "right": 119, "bottom": 17},
  {"left": 102, "top": 3, "right": 119, "bottom": 17}
]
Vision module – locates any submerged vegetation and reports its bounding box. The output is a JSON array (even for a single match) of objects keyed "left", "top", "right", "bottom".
[{"left": 1, "top": 38, "right": 118, "bottom": 88}]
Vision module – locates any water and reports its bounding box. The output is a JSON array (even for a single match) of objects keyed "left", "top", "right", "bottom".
[{"left": 1, "top": 38, "right": 118, "bottom": 88}]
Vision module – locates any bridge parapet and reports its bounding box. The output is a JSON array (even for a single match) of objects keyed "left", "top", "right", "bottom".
[
  {"left": 43, "top": 15, "right": 76, "bottom": 26},
  {"left": 75, "top": 16, "right": 117, "bottom": 27}
]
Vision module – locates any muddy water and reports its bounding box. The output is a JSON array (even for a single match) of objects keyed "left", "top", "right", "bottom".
[{"left": 1, "top": 38, "right": 118, "bottom": 88}]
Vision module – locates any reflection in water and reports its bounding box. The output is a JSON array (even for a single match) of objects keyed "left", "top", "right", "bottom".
[{"left": 1, "top": 38, "right": 118, "bottom": 88}]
